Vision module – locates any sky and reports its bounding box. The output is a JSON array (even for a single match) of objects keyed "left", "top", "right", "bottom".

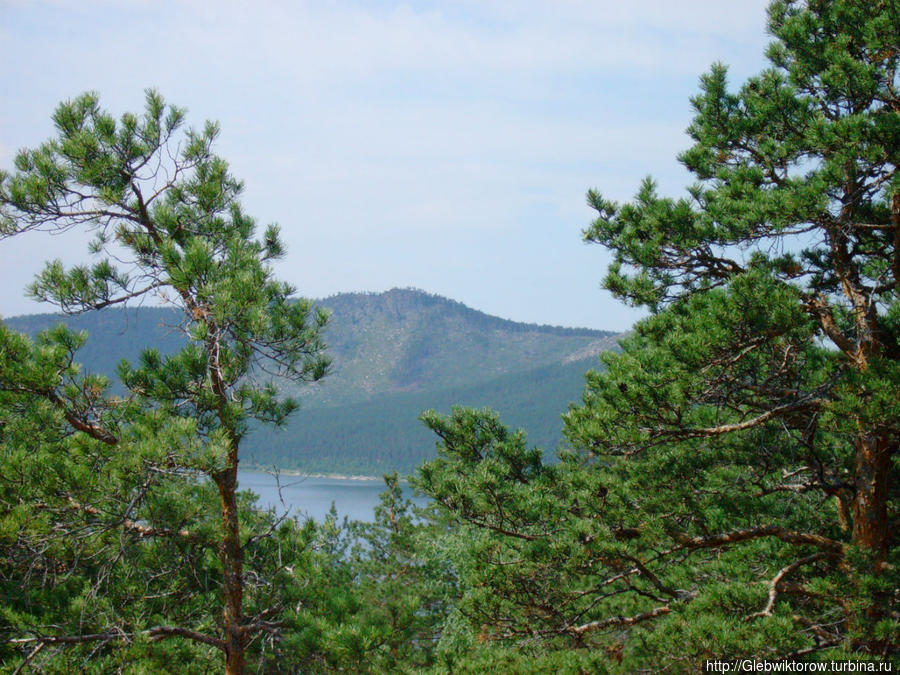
[{"left": 0, "top": 0, "right": 772, "bottom": 331}]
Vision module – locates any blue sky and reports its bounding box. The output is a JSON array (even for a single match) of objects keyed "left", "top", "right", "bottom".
[{"left": 1, "top": 0, "right": 771, "bottom": 331}]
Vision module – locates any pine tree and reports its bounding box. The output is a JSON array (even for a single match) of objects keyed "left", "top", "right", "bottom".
[
  {"left": 0, "top": 91, "right": 329, "bottom": 674},
  {"left": 575, "top": 0, "right": 900, "bottom": 660},
  {"left": 416, "top": 0, "right": 899, "bottom": 666},
  {"left": 586, "top": 0, "right": 900, "bottom": 644}
]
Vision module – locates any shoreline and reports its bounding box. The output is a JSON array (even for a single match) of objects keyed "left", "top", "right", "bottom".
[{"left": 240, "top": 467, "right": 399, "bottom": 482}]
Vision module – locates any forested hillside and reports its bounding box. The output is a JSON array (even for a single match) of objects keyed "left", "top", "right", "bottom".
[
  {"left": 302, "top": 288, "right": 614, "bottom": 406},
  {"left": 246, "top": 358, "right": 595, "bottom": 474},
  {"left": 5, "top": 290, "right": 618, "bottom": 474}
]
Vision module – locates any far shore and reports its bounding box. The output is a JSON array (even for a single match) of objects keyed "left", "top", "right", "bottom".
[{"left": 240, "top": 467, "right": 407, "bottom": 483}]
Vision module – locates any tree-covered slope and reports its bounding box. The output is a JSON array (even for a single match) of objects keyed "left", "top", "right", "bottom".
[
  {"left": 243, "top": 356, "right": 598, "bottom": 475},
  {"left": 282, "top": 288, "right": 616, "bottom": 407},
  {"left": 3, "top": 288, "right": 615, "bottom": 405},
  {"left": 3, "top": 307, "right": 186, "bottom": 392},
  {"left": 3, "top": 289, "right": 619, "bottom": 474}
]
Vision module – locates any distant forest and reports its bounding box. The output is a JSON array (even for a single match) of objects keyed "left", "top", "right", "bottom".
[
  {"left": 6, "top": 290, "right": 616, "bottom": 475},
  {"left": 244, "top": 357, "right": 596, "bottom": 475}
]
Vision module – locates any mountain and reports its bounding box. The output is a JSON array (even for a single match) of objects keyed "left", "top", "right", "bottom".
[
  {"left": 3, "top": 288, "right": 620, "bottom": 474},
  {"left": 295, "top": 288, "right": 616, "bottom": 406}
]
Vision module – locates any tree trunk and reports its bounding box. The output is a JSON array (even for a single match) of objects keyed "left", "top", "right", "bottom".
[
  {"left": 215, "top": 462, "right": 245, "bottom": 675},
  {"left": 849, "top": 431, "right": 895, "bottom": 655},
  {"left": 851, "top": 432, "right": 893, "bottom": 561}
]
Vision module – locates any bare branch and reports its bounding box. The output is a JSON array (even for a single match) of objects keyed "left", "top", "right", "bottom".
[
  {"left": 746, "top": 553, "right": 831, "bottom": 619},
  {"left": 11, "top": 642, "right": 45, "bottom": 675},
  {"left": 54, "top": 396, "right": 119, "bottom": 446},
  {"left": 570, "top": 604, "right": 673, "bottom": 636},
  {"left": 9, "top": 625, "right": 225, "bottom": 652},
  {"left": 147, "top": 625, "right": 226, "bottom": 651},
  {"left": 803, "top": 294, "right": 856, "bottom": 359},
  {"left": 60, "top": 497, "right": 202, "bottom": 542},
  {"left": 8, "top": 632, "right": 128, "bottom": 646},
  {"left": 65, "top": 281, "right": 163, "bottom": 314},
  {"left": 667, "top": 526, "right": 846, "bottom": 556}
]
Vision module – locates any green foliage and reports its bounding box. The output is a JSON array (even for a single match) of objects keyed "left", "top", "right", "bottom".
[
  {"left": 217, "top": 477, "right": 453, "bottom": 674},
  {"left": 0, "top": 90, "right": 329, "bottom": 673},
  {"left": 413, "top": 0, "right": 900, "bottom": 670},
  {"left": 431, "top": 644, "right": 613, "bottom": 674},
  {"left": 0, "top": 324, "right": 223, "bottom": 673},
  {"left": 342, "top": 475, "right": 455, "bottom": 671}
]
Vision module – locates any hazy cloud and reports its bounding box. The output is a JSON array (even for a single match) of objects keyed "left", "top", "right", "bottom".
[{"left": 0, "top": 0, "right": 771, "bottom": 330}]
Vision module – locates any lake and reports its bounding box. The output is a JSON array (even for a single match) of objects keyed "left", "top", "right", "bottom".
[{"left": 237, "top": 470, "right": 426, "bottom": 522}]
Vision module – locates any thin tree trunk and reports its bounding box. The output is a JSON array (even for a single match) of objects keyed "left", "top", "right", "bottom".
[
  {"left": 206, "top": 325, "right": 247, "bottom": 674},
  {"left": 215, "top": 460, "right": 245, "bottom": 675}
]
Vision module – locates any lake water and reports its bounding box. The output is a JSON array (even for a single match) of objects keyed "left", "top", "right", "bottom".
[{"left": 237, "top": 470, "right": 426, "bottom": 522}]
